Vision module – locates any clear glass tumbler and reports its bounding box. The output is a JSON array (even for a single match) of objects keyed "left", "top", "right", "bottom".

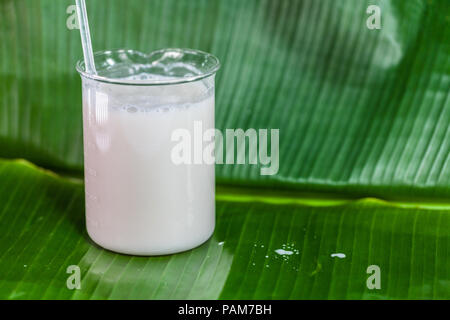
[{"left": 76, "top": 49, "right": 220, "bottom": 255}]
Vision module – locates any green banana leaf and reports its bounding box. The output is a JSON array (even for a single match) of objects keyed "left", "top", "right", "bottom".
[
  {"left": 0, "top": 0, "right": 449, "bottom": 300},
  {"left": 0, "top": 159, "right": 448, "bottom": 299},
  {"left": 1, "top": 0, "right": 448, "bottom": 199}
]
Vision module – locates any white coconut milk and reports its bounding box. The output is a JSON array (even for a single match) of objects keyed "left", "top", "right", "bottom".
[{"left": 81, "top": 75, "right": 215, "bottom": 255}]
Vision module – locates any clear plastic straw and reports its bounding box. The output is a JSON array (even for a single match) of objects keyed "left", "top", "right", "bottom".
[{"left": 76, "top": 0, "right": 97, "bottom": 75}]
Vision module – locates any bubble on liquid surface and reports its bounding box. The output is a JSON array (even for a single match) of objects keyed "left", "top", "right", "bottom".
[
  {"left": 331, "top": 253, "right": 346, "bottom": 259},
  {"left": 124, "top": 73, "right": 178, "bottom": 82},
  {"left": 127, "top": 106, "right": 138, "bottom": 113}
]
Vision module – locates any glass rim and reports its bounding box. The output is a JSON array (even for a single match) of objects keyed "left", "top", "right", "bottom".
[{"left": 76, "top": 48, "right": 221, "bottom": 86}]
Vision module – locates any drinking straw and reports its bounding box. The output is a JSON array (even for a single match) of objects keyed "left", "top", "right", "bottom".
[{"left": 76, "top": 0, "right": 97, "bottom": 74}]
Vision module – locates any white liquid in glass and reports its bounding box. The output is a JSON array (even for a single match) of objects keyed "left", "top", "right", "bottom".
[{"left": 82, "top": 74, "right": 215, "bottom": 255}]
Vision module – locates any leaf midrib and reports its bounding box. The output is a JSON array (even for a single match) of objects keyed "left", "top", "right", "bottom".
[{"left": 4, "top": 158, "right": 450, "bottom": 210}]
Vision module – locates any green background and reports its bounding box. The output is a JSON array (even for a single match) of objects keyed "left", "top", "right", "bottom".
[{"left": 0, "top": 0, "right": 448, "bottom": 299}]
